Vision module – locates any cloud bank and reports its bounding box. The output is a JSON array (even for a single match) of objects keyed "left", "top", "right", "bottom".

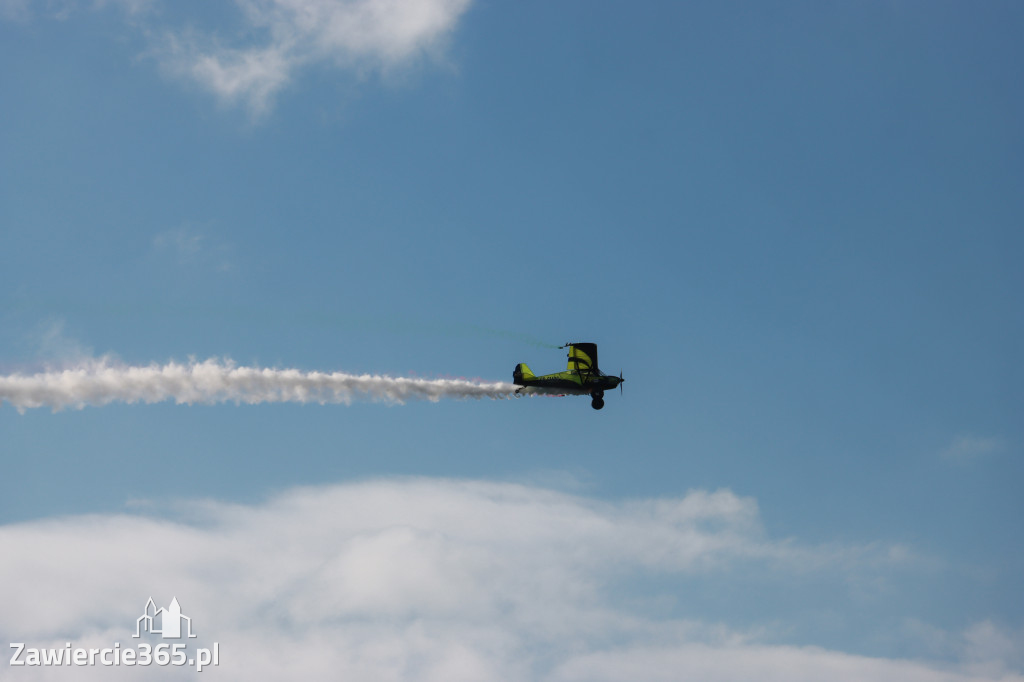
[
  {"left": 1, "top": 478, "right": 1019, "bottom": 681},
  {"left": 0, "top": 357, "right": 527, "bottom": 411}
]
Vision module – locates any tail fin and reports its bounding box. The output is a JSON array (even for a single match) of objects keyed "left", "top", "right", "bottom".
[{"left": 513, "top": 363, "right": 535, "bottom": 385}]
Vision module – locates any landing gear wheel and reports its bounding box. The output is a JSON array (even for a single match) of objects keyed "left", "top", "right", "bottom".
[{"left": 591, "top": 397, "right": 605, "bottom": 410}]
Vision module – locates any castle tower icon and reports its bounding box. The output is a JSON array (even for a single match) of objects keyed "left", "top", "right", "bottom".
[{"left": 134, "top": 597, "right": 197, "bottom": 639}]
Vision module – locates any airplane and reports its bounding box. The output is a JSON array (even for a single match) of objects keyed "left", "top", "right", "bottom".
[{"left": 513, "top": 342, "right": 623, "bottom": 410}]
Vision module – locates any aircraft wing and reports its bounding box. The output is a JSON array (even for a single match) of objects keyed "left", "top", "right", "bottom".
[{"left": 565, "top": 343, "right": 599, "bottom": 374}]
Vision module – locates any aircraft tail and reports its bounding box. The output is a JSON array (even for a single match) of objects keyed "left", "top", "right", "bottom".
[{"left": 513, "top": 363, "right": 535, "bottom": 385}]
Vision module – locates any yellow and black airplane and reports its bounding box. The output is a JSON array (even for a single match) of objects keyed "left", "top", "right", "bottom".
[{"left": 513, "top": 342, "right": 623, "bottom": 410}]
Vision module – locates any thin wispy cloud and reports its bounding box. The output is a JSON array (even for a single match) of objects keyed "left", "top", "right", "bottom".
[
  {"left": 941, "top": 435, "right": 1005, "bottom": 463},
  {"left": 2, "top": 0, "right": 473, "bottom": 116},
  {"left": 0, "top": 478, "right": 1015, "bottom": 681},
  {"left": 30, "top": 318, "right": 94, "bottom": 365},
  {"left": 92, "top": 0, "right": 155, "bottom": 15},
  {"left": 161, "top": 0, "right": 473, "bottom": 115},
  {"left": 152, "top": 225, "right": 236, "bottom": 272},
  {"left": 152, "top": 226, "right": 204, "bottom": 259},
  {"left": 0, "top": 0, "right": 30, "bottom": 21},
  {"left": 1, "top": 0, "right": 153, "bottom": 22}
]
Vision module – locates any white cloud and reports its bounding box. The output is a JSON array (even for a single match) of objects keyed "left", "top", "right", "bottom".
[
  {"left": 186, "top": 43, "right": 293, "bottom": 116},
  {"left": 157, "top": 0, "right": 474, "bottom": 115},
  {"left": 3, "top": 0, "right": 473, "bottom": 115},
  {"left": 0, "top": 477, "right": 1016, "bottom": 681}
]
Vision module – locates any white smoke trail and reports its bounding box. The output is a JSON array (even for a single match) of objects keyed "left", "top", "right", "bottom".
[{"left": 0, "top": 358, "right": 538, "bottom": 412}]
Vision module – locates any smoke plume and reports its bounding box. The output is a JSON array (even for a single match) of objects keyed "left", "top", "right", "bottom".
[{"left": 0, "top": 358, "right": 534, "bottom": 412}]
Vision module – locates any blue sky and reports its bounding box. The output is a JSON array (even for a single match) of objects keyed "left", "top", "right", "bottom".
[{"left": 1, "top": 1, "right": 1022, "bottom": 679}]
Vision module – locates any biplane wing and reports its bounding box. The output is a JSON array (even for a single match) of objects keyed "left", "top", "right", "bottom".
[{"left": 566, "top": 343, "right": 598, "bottom": 375}]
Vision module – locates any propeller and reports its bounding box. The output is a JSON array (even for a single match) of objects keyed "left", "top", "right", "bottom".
[{"left": 619, "top": 371, "right": 624, "bottom": 396}]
